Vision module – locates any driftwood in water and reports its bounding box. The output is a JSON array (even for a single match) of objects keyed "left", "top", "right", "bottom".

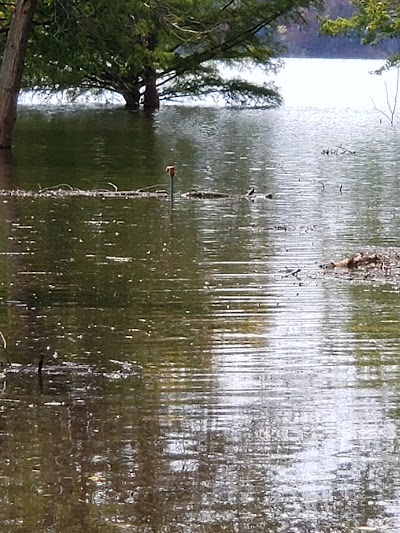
[
  {"left": 321, "top": 144, "right": 356, "bottom": 156},
  {"left": 0, "top": 185, "right": 169, "bottom": 199},
  {"left": 182, "top": 188, "right": 261, "bottom": 200},
  {"left": 320, "top": 249, "right": 400, "bottom": 285},
  {"left": 0, "top": 185, "right": 268, "bottom": 201},
  {"left": 322, "top": 252, "right": 382, "bottom": 270},
  {"left": 183, "top": 190, "right": 231, "bottom": 199}
]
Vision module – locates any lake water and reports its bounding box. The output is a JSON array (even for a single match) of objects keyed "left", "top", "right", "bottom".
[{"left": 1, "top": 58, "right": 400, "bottom": 532}]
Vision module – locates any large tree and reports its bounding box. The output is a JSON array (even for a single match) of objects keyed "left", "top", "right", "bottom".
[
  {"left": 320, "top": 0, "right": 400, "bottom": 68},
  {"left": 0, "top": 0, "right": 37, "bottom": 149},
  {"left": 18, "top": 0, "right": 323, "bottom": 110}
]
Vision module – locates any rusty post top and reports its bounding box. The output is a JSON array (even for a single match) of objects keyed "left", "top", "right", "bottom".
[{"left": 165, "top": 165, "right": 175, "bottom": 177}]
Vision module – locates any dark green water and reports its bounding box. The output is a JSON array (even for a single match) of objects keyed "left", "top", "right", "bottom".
[{"left": 1, "top": 60, "right": 400, "bottom": 532}]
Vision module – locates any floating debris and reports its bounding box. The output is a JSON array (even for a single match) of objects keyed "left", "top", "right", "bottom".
[
  {"left": 0, "top": 186, "right": 169, "bottom": 200},
  {"left": 321, "top": 144, "right": 356, "bottom": 155},
  {"left": 0, "top": 185, "right": 270, "bottom": 201},
  {"left": 320, "top": 249, "right": 400, "bottom": 285},
  {"left": 322, "top": 252, "right": 382, "bottom": 270}
]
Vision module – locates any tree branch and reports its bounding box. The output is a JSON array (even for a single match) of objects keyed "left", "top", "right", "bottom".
[{"left": 160, "top": 2, "right": 293, "bottom": 85}]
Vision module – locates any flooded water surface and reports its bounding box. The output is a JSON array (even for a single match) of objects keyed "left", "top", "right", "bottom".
[{"left": 1, "top": 59, "right": 400, "bottom": 532}]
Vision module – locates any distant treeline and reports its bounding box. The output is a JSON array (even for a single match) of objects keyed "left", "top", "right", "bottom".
[{"left": 282, "top": 0, "right": 398, "bottom": 58}]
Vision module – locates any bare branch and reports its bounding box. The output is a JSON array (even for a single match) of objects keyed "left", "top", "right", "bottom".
[{"left": 221, "top": 0, "right": 237, "bottom": 11}]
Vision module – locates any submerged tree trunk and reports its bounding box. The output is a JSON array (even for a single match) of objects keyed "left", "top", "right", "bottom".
[
  {"left": 0, "top": 0, "right": 38, "bottom": 149},
  {"left": 121, "top": 87, "right": 141, "bottom": 110},
  {"left": 121, "top": 71, "right": 159, "bottom": 111},
  {"left": 143, "top": 67, "right": 159, "bottom": 111}
]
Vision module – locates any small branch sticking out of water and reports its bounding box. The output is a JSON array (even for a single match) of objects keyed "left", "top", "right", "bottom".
[
  {"left": 138, "top": 183, "right": 166, "bottom": 191},
  {"left": 284, "top": 267, "right": 302, "bottom": 278},
  {"left": 39, "top": 183, "right": 75, "bottom": 193},
  {"left": 0, "top": 331, "right": 6, "bottom": 350},
  {"left": 322, "top": 252, "right": 382, "bottom": 270},
  {"left": 371, "top": 66, "right": 400, "bottom": 126},
  {"left": 38, "top": 356, "right": 44, "bottom": 374},
  {"left": 321, "top": 144, "right": 355, "bottom": 155}
]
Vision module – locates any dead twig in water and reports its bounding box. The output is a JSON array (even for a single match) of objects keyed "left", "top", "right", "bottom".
[
  {"left": 284, "top": 268, "right": 302, "bottom": 278},
  {"left": 138, "top": 183, "right": 167, "bottom": 191},
  {"left": 38, "top": 356, "right": 44, "bottom": 374},
  {"left": 321, "top": 144, "right": 355, "bottom": 155},
  {"left": 0, "top": 331, "right": 6, "bottom": 350},
  {"left": 338, "top": 144, "right": 355, "bottom": 155},
  {"left": 322, "top": 252, "right": 382, "bottom": 270},
  {"left": 38, "top": 183, "right": 76, "bottom": 193},
  {"left": 371, "top": 66, "right": 400, "bottom": 126},
  {"left": 90, "top": 181, "right": 119, "bottom": 193}
]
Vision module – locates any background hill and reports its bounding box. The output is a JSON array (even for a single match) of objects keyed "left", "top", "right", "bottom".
[{"left": 282, "top": 0, "right": 398, "bottom": 58}]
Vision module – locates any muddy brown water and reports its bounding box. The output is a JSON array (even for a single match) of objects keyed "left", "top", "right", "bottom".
[{"left": 1, "top": 59, "right": 400, "bottom": 531}]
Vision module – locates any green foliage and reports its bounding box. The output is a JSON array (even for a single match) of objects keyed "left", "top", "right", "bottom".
[
  {"left": 10, "top": 0, "right": 323, "bottom": 108},
  {"left": 161, "top": 65, "right": 283, "bottom": 107},
  {"left": 320, "top": 1, "right": 400, "bottom": 68},
  {"left": 0, "top": 2, "right": 15, "bottom": 34}
]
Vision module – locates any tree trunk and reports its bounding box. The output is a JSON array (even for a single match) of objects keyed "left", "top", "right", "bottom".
[
  {"left": 0, "top": 0, "right": 38, "bottom": 149},
  {"left": 121, "top": 88, "right": 141, "bottom": 110},
  {"left": 143, "top": 67, "right": 159, "bottom": 111}
]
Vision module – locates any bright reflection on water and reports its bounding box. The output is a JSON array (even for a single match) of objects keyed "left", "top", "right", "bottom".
[{"left": 1, "top": 59, "right": 400, "bottom": 532}]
